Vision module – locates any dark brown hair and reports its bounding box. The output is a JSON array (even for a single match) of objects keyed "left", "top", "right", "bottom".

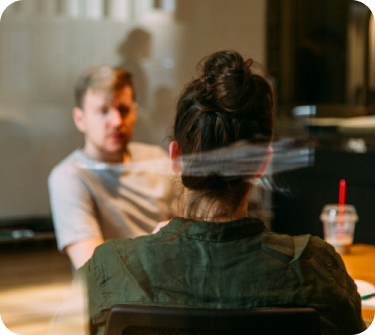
[
  {"left": 74, "top": 65, "right": 135, "bottom": 109},
  {"left": 172, "top": 50, "right": 274, "bottom": 218}
]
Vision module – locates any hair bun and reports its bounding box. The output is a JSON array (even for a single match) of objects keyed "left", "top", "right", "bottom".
[{"left": 198, "top": 50, "right": 253, "bottom": 115}]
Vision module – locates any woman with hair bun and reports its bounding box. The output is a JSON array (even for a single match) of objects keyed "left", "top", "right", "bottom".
[{"left": 80, "top": 50, "right": 365, "bottom": 335}]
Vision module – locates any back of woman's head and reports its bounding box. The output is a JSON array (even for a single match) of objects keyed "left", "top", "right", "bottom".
[{"left": 173, "top": 50, "right": 274, "bottom": 218}]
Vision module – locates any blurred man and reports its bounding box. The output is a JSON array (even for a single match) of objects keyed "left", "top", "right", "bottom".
[{"left": 48, "top": 65, "right": 175, "bottom": 269}]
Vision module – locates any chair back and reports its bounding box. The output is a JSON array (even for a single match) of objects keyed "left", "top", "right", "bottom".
[{"left": 103, "top": 304, "right": 321, "bottom": 335}]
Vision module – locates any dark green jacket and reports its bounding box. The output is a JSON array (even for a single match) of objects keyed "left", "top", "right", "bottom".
[{"left": 80, "top": 217, "right": 365, "bottom": 335}]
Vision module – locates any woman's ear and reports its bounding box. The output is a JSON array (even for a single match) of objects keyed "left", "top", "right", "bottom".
[
  {"left": 255, "top": 145, "right": 273, "bottom": 178},
  {"left": 169, "top": 141, "right": 182, "bottom": 174}
]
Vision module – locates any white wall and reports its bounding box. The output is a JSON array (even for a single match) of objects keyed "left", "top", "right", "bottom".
[{"left": 0, "top": 0, "right": 267, "bottom": 219}]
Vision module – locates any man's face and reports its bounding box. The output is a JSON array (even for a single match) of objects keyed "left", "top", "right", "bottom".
[{"left": 73, "top": 85, "right": 137, "bottom": 163}]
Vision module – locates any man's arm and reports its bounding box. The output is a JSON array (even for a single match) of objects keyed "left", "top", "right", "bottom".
[
  {"left": 65, "top": 237, "right": 105, "bottom": 270},
  {"left": 48, "top": 161, "right": 105, "bottom": 268}
]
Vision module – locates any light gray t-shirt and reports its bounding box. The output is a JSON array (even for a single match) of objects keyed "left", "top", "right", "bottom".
[{"left": 48, "top": 142, "right": 177, "bottom": 251}]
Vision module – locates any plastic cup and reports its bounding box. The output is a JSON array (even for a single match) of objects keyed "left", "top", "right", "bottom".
[{"left": 320, "top": 204, "right": 358, "bottom": 254}]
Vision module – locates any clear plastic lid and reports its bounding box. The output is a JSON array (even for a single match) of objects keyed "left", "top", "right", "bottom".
[{"left": 320, "top": 204, "right": 358, "bottom": 222}]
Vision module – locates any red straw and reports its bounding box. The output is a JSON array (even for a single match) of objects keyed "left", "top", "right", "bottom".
[
  {"left": 339, "top": 179, "right": 346, "bottom": 206},
  {"left": 338, "top": 179, "right": 346, "bottom": 239}
]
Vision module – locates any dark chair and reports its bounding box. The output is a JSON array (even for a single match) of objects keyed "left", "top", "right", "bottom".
[{"left": 103, "top": 304, "right": 321, "bottom": 335}]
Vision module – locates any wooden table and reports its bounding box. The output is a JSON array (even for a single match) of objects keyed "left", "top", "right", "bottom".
[{"left": 341, "top": 244, "right": 375, "bottom": 323}]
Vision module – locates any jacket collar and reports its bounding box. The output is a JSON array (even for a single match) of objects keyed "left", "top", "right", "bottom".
[{"left": 161, "top": 217, "right": 265, "bottom": 242}]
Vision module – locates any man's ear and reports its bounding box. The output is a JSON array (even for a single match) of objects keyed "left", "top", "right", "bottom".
[
  {"left": 169, "top": 141, "right": 182, "bottom": 174},
  {"left": 255, "top": 146, "right": 273, "bottom": 178},
  {"left": 72, "top": 107, "right": 86, "bottom": 133}
]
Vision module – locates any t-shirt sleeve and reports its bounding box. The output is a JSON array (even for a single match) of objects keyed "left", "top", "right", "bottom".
[{"left": 48, "top": 165, "right": 103, "bottom": 251}]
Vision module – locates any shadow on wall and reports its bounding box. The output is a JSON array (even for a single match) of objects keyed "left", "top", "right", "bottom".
[
  {"left": 0, "top": 118, "right": 31, "bottom": 157},
  {"left": 0, "top": 118, "right": 34, "bottom": 218},
  {"left": 117, "top": 27, "right": 161, "bottom": 145},
  {"left": 0, "top": 116, "right": 81, "bottom": 219},
  {"left": 117, "top": 27, "right": 153, "bottom": 111},
  {"left": 150, "top": 85, "right": 177, "bottom": 150}
]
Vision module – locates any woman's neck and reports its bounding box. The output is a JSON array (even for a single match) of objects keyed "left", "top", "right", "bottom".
[{"left": 183, "top": 188, "right": 250, "bottom": 222}]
